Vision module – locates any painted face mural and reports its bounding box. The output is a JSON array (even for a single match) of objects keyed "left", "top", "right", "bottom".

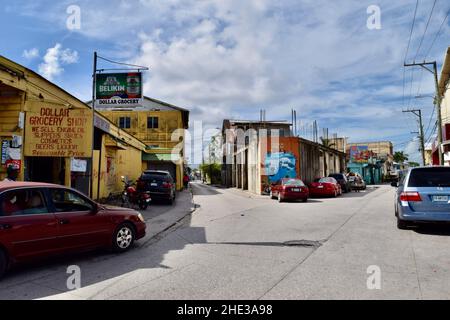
[{"left": 265, "top": 152, "right": 296, "bottom": 183}]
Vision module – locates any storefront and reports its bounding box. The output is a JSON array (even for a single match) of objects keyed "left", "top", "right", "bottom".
[
  {"left": 0, "top": 56, "right": 93, "bottom": 195},
  {"left": 0, "top": 55, "right": 147, "bottom": 198}
]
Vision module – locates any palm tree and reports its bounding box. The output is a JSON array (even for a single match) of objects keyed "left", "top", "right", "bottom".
[
  {"left": 393, "top": 151, "right": 408, "bottom": 163},
  {"left": 320, "top": 137, "right": 336, "bottom": 176},
  {"left": 320, "top": 137, "right": 336, "bottom": 148}
]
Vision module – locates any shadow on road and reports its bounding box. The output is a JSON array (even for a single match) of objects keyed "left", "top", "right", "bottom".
[
  {"left": 413, "top": 224, "right": 450, "bottom": 236},
  {"left": 0, "top": 191, "right": 206, "bottom": 300}
]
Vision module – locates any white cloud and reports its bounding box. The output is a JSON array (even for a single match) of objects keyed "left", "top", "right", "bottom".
[
  {"left": 22, "top": 48, "right": 39, "bottom": 60},
  {"left": 60, "top": 48, "right": 79, "bottom": 64},
  {"left": 13, "top": 0, "right": 449, "bottom": 147},
  {"left": 38, "top": 43, "right": 78, "bottom": 80}
]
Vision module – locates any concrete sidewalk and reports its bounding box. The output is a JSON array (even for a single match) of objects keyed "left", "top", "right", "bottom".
[{"left": 138, "top": 188, "right": 196, "bottom": 241}]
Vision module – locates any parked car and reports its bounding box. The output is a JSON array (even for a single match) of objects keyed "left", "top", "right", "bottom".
[
  {"left": 0, "top": 181, "right": 146, "bottom": 279},
  {"left": 347, "top": 172, "right": 366, "bottom": 191},
  {"left": 137, "top": 170, "right": 176, "bottom": 204},
  {"left": 270, "top": 178, "right": 309, "bottom": 202},
  {"left": 328, "top": 173, "right": 351, "bottom": 193},
  {"left": 393, "top": 166, "right": 450, "bottom": 229},
  {"left": 309, "top": 177, "right": 342, "bottom": 197}
]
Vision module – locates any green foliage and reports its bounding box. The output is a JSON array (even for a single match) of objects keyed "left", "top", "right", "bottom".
[
  {"left": 408, "top": 161, "right": 420, "bottom": 167},
  {"left": 393, "top": 151, "right": 408, "bottom": 163},
  {"left": 320, "top": 137, "right": 336, "bottom": 148},
  {"left": 200, "top": 163, "right": 222, "bottom": 184}
]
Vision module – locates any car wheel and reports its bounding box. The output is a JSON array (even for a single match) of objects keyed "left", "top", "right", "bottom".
[
  {"left": 112, "top": 223, "right": 135, "bottom": 252},
  {"left": 0, "top": 249, "right": 7, "bottom": 279},
  {"left": 397, "top": 218, "right": 410, "bottom": 230},
  {"left": 302, "top": 198, "right": 308, "bottom": 202},
  {"left": 278, "top": 193, "right": 283, "bottom": 202}
]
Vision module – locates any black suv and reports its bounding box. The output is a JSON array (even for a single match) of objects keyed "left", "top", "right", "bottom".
[
  {"left": 137, "top": 170, "right": 176, "bottom": 204},
  {"left": 328, "top": 173, "right": 351, "bottom": 193}
]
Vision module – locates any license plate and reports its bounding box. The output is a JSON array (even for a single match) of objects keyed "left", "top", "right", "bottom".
[
  {"left": 150, "top": 183, "right": 158, "bottom": 186},
  {"left": 317, "top": 186, "right": 323, "bottom": 188},
  {"left": 432, "top": 195, "right": 449, "bottom": 202},
  {"left": 292, "top": 188, "right": 300, "bottom": 192}
]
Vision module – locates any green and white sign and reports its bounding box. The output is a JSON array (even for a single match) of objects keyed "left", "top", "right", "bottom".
[{"left": 95, "top": 72, "right": 142, "bottom": 107}]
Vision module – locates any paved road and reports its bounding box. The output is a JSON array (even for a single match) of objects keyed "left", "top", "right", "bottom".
[{"left": 2, "top": 182, "right": 450, "bottom": 299}]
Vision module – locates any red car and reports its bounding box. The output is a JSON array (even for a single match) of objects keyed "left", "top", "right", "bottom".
[
  {"left": 0, "top": 182, "right": 146, "bottom": 278},
  {"left": 309, "top": 177, "right": 342, "bottom": 197},
  {"left": 270, "top": 178, "right": 309, "bottom": 202}
]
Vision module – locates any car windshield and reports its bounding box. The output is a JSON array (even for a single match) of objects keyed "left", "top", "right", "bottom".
[
  {"left": 408, "top": 168, "right": 450, "bottom": 187},
  {"left": 282, "top": 179, "right": 304, "bottom": 186},
  {"left": 319, "top": 177, "right": 336, "bottom": 183}
]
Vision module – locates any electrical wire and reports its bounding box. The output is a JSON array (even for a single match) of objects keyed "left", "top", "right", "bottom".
[
  {"left": 414, "top": 0, "right": 438, "bottom": 62},
  {"left": 423, "top": 8, "right": 450, "bottom": 59},
  {"left": 97, "top": 55, "right": 149, "bottom": 70},
  {"left": 404, "top": 0, "right": 420, "bottom": 63},
  {"left": 423, "top": 107, "right": 436, "bottom": 138}
]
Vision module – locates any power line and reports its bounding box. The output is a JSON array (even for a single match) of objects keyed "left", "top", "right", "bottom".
[
  {"left": 414, "top": 0, "right": 438, "bottom": 62},
  {"left": 425, "top": 122, "right": 438, "bottom": 144},
  {"left": 404, "top": 0, "right": 420, "bottom": 63},
  {"left": 423, "top": 8, "right": 450, "bottom": 58},
  {"left": 97, "top": 55, "right": 149, "bottom": 71},
  {"left": 423, "top": 107, "right": 435, "bottom": 138}
]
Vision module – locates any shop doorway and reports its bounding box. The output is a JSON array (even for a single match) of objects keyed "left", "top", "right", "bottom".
[{"left": 25, "top": 157, "right": 65, "bottom": 185}]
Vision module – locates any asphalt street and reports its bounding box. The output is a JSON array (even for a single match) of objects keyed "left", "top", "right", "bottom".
[{"left": 1, "top": 181, "right": 450, "bottom": 299}]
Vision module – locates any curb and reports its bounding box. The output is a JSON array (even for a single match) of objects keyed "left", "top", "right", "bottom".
[{"left": 140, "top": 190, "right": 198, "bottom": 247}]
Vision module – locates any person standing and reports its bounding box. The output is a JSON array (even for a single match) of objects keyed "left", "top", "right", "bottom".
[
  {"left": 3, "top": 164, "right": 19, "bottom": 182},
  {"left": 183, "top": 173, "right": 190, "bottom": 189}
]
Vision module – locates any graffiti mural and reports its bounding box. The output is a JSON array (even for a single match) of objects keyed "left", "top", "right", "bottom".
[
  {"left": 349, "top": 145, "right": 371, "bottom": 163},
  {"left": 265, "top": 152, "right": 297, "bottom": 183}
]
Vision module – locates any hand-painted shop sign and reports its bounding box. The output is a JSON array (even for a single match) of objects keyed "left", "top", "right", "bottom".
[
  {"left": 24, "top": 103, "right": 93, "bottom": 158},
  {"left": 95, "top": 72, "right": 142, "bottom": 107}
]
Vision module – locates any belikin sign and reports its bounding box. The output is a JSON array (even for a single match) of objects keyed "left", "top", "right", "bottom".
[
  {"left": 24, "top": 103, "right": 93, "bottom": 157},
  {"left": 95, "top": 72, "right": 142, "bottom": 108}
]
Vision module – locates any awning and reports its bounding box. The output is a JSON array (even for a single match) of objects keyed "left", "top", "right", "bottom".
[{"left": 142, "top": 152, "right": 180, "bottom": 162}]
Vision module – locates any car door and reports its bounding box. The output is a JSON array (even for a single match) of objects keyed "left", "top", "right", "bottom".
[
  {"left": 0, "top": 188, "right": 59, "bottom": 260},
  {"left": 48, "top": 188, "right": 111, "bottom": 251}
]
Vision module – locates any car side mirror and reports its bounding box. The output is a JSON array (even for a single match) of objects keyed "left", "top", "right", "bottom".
[
  {"left": 91, "top": 203, "right": 99, "bottom": 214},
  {"left": 391, "top": 181, "right": 398, "bottom": 187}
]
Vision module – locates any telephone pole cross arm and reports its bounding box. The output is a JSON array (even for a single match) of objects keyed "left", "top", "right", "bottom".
[{"left": 404, "top": 61, "right": 443, "bottom": 165}]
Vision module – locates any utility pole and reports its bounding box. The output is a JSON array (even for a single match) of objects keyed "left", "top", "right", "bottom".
[
  {"left": 402, "top": 109, "right": 425, "bottom": 166},
  {"left": 91, "top": 51, "right": 97, "bottom": 199},
  {"left": 404, "top": 61, "right": 443, "bottom": 165}
]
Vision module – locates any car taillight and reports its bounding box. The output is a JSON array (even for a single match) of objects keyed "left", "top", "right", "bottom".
[
  {"left": 162, "top": 182, "right": 171, "bottom": 188},
  {"left": 400, "top": 191, "right": 422, "bottom": 202}
]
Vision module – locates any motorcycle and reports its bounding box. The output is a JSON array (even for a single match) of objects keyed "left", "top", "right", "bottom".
[{"left": 121, "top": 176, "right": 151, "bottom": 210}]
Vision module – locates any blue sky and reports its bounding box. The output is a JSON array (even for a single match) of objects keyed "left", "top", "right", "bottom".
[{"left": 1, "top": 0, "right": 449, "bottom": 163}]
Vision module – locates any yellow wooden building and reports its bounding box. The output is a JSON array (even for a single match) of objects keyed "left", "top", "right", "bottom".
[
  {"left": 93, "top": 96, "right": 189, "bottom": 191},
  {"left": 0, "top": 55, "right": 146, "bottom": 199}
]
